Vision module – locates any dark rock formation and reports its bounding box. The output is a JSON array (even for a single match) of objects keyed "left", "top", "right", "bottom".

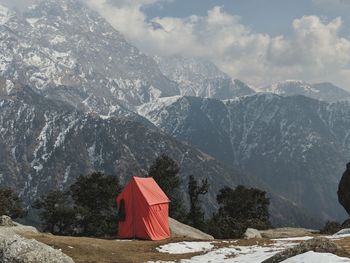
[{"left": 338, "top": 163, "right": 350, "bottom": 215}]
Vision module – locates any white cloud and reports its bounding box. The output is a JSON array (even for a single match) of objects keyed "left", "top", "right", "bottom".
[
  {"left": 2, "top": 0, "right": 350, "bottom": 88},
  {"left": 88, "top": 1, "right": 350, "bottom": 88}
]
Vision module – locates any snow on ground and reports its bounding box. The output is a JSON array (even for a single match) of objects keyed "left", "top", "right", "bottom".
[
  {"left": 153, "top": 240, "right": 295, "bottom": 262},
  {"left": 179, "top": 245, "right": 285, "bottom": 263},
  {"left": 153, "top": 237, "right": 350, "bottom": 263},
  {"left": 157, "top": 241, "right": 214, "bottom": 254},
  {"left": 281, "top": 251, "right": 350, "bottom": 263}
]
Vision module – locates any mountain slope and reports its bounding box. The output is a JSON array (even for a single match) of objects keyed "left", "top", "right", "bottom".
[
  {"left": 263, "top": 80, "right": 350, "bottom": 102},
  {"left": 156, "top": 56, "right": 255, "bottom": 99},
  {"left": 138, "top": 94, "right": 350, "bottom": 223},
  {"left": 0, "top": 0, "right": 178, "bottom": 115},
  {"left": 0, "top": 80, "right": 246, "bottom": 217}
]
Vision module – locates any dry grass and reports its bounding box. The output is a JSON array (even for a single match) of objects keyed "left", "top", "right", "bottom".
[
  {"left": 333, "top": 237, "right": 350, "bottom": 257},
  {"left": 20, "top": 232, "right": 206, "bottom": 263},
  {"left": 19, "top": 231, "right": 350, "bottom": 263}
]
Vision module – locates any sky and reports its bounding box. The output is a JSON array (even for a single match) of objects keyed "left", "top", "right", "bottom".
[{"left": 2, "top": 0, "right": 350, "bottom": 89}]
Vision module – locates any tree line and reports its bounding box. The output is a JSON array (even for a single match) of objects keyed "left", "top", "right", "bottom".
[{"left": 0, "top": 154, "right": 270, "bottom": 239}]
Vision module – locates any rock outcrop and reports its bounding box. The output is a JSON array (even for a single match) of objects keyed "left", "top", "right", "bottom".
[
  {"left": 262, "top": 237, "right": 349, "bottom": 263},
  {"left": 0, "top": 219, "right": 74, "bottom": 263},
  {"left": 0, "top": 216, "right": 15, "bottom": 227},
  {"left": 338, "top": 163, "right": 350, "bottom": 215},
  {"left": 169, "top": 217, "right": 214, "bottom": 240},
  {"left": 243, "top": 228, "right": 262, "bottom": 239}
]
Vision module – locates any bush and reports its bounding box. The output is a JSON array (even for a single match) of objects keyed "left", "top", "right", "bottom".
[
  {"left": 33, "top": 190, "right": 76, "bottom": 235},
  {"left": 208, "top": 185, "right": 271, "bottom": 239},
  {"left": 0, "top": 188, "right": 26, "bottom": 219},
  {"left": 148, "top": 154, "right": 186, "bottom": 221},
  {"left": 34, "top": 172, "right": 121, "bottom": 237},
  {"left": 320, "top": 220, "right": 342, "bottom": 235}
]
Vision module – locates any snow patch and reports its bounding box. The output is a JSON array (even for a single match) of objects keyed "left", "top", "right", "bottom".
[
  {"left": 157, "top": 242, "right": 214, "bottom": 254},
  {"left": 281, "top": 251, "right": 350, "bottom": 263},
  {"left": 0, "top": 5, "right": 10, "bottom": 25}
]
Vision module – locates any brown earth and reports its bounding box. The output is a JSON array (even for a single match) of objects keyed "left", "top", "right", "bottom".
[
  {"left": 19, "top": 231, "right": 350, "bottom": 263},
  {"left": 20, "top": 232, "right": 205, "bottom": 263}
]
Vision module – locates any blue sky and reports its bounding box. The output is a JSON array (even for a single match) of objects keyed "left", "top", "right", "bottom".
[{"left": 144, "top": 0, "right": 349, "bottom": 37}]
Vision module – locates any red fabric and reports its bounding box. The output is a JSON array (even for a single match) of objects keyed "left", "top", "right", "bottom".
[{"left": 116, "top": 176, "right": 171, "bottom": 240}]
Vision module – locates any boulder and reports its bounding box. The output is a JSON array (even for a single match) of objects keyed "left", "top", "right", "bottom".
[
  {"left": 262, "top": 237, "right": 349, "bottom": 263},
  {"left": 338, "top": 162, "right": 350, "bottom": 215},
  {"left": 259, "top": 227, "right": 316, "bottom": 239},
  {"left": 342, "top": 218, "right": 350, "bottom": 228},
  {"left": 243, "top": 228, "right": 262, "bottom": 239},
  {"left": 334, "top": 228, "right": 350, "bottom": 236},
  {"left": 0, "top": 216, "right": 15, "bottom": 227},
  {"left": 0, "top": 234, "right": 75, "bottom": 263},
  {"left": 169, "top": 217, "right": 214, "bottom": 240},
  {"left": 0, "top": 222, "right": 74, "bottom": 263}
]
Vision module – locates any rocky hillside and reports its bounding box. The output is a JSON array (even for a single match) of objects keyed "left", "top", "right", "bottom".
[
  {"left": 0, "top": 0, "right": 178, "bottom": 114},
  {"left": 155, "top": 56, "right": 255, "bottom": 99},
  {"left": 138, "top": 94, "right": 350, "bottom": 223},
  {"left": 0, "top": 80, "right": 245, "bottom": 214}
]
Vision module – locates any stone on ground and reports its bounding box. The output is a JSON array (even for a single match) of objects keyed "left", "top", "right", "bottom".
[
  {"left": 0, "top": 217, "right": 74, "bottom": 263},
  {"left": 169, "top": 217, "right": 214, "bottom": 240},
  {"left": 262, "top": 237, "right": 349, "bottom": 263},
  {"left": 244, "top": 228, "right": 262, "bottom": 239},
  {"left": 0, "top": 215, "right": 15, "bottom": 227}
]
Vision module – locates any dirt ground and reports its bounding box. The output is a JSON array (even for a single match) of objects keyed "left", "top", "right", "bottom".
[
  {"left": 21, "top": 232, "right": 205, "bottom": 263},
  {"left": 20, "top": 231, "right": 350, "bottom": 263}
]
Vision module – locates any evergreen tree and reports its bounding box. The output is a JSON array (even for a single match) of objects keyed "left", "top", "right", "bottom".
[
  {"left": 69, "top": 172, "right": 121, "bottom": 237},
  {"left": 34, "top": 172, "right": 122, "bottom": 237},
  {"left": 33, "top": 190, "right": 76, "bottom": 235},
  {"left": 187, "top": 175, "right": 209, "bottom": 229},
  {"left": 148, "top": 154, "right": 186, "bottom": 221},
  {"left": 208, "top": 185, "right": 270, "bottom": 239},
  {"left": 0, "top": 188, "right": 26, "bottom": 219}
]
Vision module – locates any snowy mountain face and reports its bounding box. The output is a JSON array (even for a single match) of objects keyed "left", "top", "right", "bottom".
[
  {"left": 139, "top": 94, "right": 350, "bottom": 224},
  {"left": 155, "top": 56, "right": 255, "bottom": 99},
  {"left": 0, "top": 80, "right": 244, "bottom": 214},
  {"left": 0, "top": 0, "right": 179, "bottom": 116},
  {"left": 263, "top": 80, "right": 350, "bottom": 102}
]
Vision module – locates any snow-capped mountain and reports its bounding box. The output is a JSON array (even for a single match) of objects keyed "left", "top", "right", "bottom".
[
  {"left": 155, "top": 56, "right": 255, "bottom": 99},
  {"left": 0, "top": 0, "right": 179, "bottom": 115},
  {"left": 262, "top": 80, "right": 350, "bottom": 102},
  {"left": 0, "top": 79, "right": 245, "bottom": 215},
  {"left": 139, "top": 94, "right": 350, "bottom": 223}
]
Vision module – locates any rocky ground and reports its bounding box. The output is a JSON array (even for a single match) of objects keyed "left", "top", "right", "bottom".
[
  {"left": 3, "top": 216, "right": 350, "bottom": 263},
  {"left": 16, "top": 229, "right": 350, "bottom": 263}
]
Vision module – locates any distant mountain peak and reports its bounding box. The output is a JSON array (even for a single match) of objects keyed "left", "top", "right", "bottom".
[
  {"left": 156, "top": 55, "right": 255, "bottom": 99},
  {"left": 262, "top": 80, "right": 350, "bottom": 102}
]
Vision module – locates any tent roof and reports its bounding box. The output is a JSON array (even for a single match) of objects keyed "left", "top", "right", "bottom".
[{"left": 132, "top": 176, "right": 170, "bottom": 205}]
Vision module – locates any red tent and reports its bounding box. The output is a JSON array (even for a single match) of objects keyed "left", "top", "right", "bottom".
[{"left": 116, "top": 176, "right": 171, "bottom": 240}]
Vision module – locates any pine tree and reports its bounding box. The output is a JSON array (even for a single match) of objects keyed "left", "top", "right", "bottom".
[
  {"left": 33, "top": 190, "right": 76, "bottom": 235},
  {"left": 208, "top": 185, "right": 270, "bottom": 239},
  {"left": 187, "top": 175, "right": 209, "bottom": 229},
  {"left": 34, "top": 172, "right": 122, "bottom": 237},
  {"left": 148, "top": 154, "right": 186, "bottom": 221},
  {"left": 69, "top": 172, "right": 121, "bottom": 237}
]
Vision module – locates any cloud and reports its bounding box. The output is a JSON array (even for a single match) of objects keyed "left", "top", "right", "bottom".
[
  {"left": 87, "top": 1, "right": 350, "bottom": 88},
  {"left": 1, "top": 0, "right": 350, "bottom": 88}
]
